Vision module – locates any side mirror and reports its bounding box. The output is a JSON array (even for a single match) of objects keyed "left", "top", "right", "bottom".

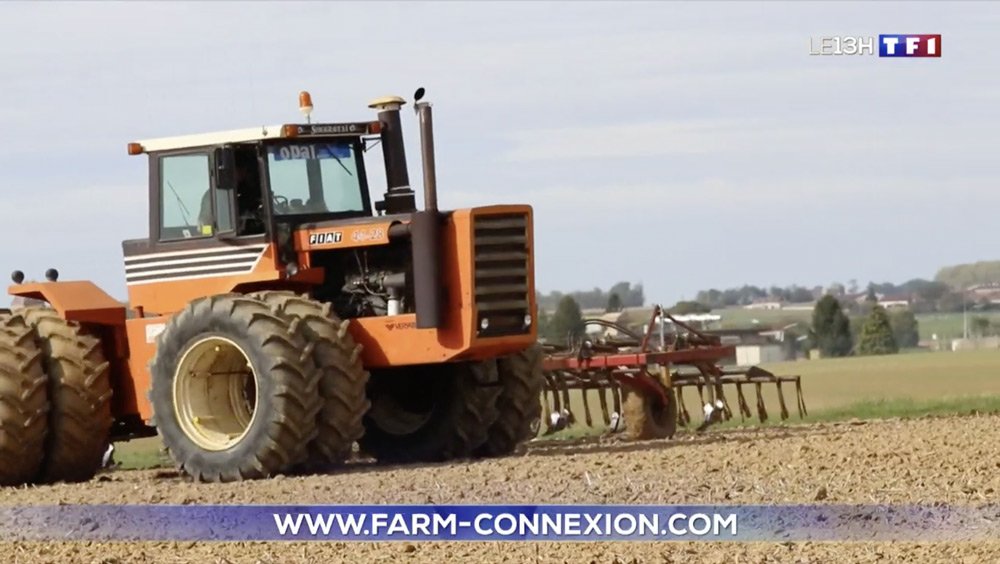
[{"left": 214, "top": 146, "right": 236, "bottom": 190}]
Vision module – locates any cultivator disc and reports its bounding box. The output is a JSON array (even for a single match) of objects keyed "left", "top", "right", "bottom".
[{"left": 539, "top": 306, "right": 807, "bottom": 439}]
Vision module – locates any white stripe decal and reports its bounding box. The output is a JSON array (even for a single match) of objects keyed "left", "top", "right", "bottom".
[
  {"left": 126, "top": 269, "right": 260, "bottom": 286},
  {"left": 124, "top": 245, "right": 267, "bottom": 262},
  {"left": 125, "top": 260, "right": 259, "bottom": 279},
  {"left": 124, "top": 252, "right": 264, "bottom": 271},
  {"left": 124, "top": 246, "right": 269, "bottom": 286}
]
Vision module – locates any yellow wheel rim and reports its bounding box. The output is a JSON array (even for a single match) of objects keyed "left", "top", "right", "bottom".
[{"left": 173, "top": 336, "right": 259, "bottom": 451}]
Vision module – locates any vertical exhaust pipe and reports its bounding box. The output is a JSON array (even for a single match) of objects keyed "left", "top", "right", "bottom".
[
  {"left": 415, "top": 91, "right": 438, "bottom": 213},
  {"left": 368, "top": 96, "right": 416, "bottom": 214},
  {"left": 410, "top": 88, "right": 443, "bottom": 328}
]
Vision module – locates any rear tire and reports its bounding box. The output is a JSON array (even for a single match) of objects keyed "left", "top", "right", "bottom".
[
  {"left": 478, "top": 345, "right": 544, "bottom": 457},
  {"left": 360, "top": 361, "right": 501, "bottom": 464},
  {"left": 19, "top": 307, "right": 113, "bottom": 484},
  {"left": 0, "top": 312, "right": 49, "bottom": 486},
  {"left": 250, "top": 291, "right": 370, "bottom": 469},
  {"left": 149, "top": 295, "right": 322, "bottom": 482}
]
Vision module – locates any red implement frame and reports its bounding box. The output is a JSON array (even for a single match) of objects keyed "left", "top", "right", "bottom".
[{"left": 539, "top": 305, "right": 807, "bottom": 438}]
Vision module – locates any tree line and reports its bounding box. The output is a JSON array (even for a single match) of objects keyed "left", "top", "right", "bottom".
[
  {"left": 694, "top": 278, "right": 996, "bottom": 315},
  {"left": 537, "top": 281, "right": 644, "bottom": 312},
  {"left": 810, "top": 294, "right": 920, "bottom": 357}
]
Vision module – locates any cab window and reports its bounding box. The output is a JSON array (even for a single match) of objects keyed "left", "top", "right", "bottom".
[
  {"left": 160, "top": 154, "right": 212, "bottom": 240},
  {"left": 266, "top": 141, "right": 366, "bottom": 216}
]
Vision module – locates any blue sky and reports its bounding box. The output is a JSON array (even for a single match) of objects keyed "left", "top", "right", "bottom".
[{"left": 1, "top": 2, "right": 997, "bottom": 303}]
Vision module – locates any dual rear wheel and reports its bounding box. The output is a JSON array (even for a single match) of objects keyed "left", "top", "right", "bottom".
[
  {"left": 360, "top": 344, "right": 544, "bottom": 463},
  {"left": 0, "top": 308, "right": 113, "bottom": 486},
  {"left": 150, "top": 294, "right": 544, "bottom": 479}
]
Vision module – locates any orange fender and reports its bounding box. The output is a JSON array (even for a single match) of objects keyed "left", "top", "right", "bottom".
[{"left": 8, "top": 281, "right": 126, "bottom": 326}]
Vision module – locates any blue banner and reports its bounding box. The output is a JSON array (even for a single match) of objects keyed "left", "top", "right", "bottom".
[{"left": 0, "top": 504, "right": 995, "bottom": 542}]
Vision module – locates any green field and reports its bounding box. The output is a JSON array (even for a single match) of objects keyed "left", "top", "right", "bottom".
[
  {"left": 550, "top": 349, "right": 1000, "bottom": 438},
  {"left": 114, "top": 350, "right": 1000, "bottom": 469},
  {"left": 716, "top": 307, "right": 1000, "bottom": 342}
]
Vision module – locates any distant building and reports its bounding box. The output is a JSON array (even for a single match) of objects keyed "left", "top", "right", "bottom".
[
  {"left": 735, "top": 344, "right": 787, "bottom": 366},
  {"left": 967, "top": 283, "right": 1000, "bottom": 305},
  {"left": 743, "top": 300, "right": 783, "bottom": 310}
]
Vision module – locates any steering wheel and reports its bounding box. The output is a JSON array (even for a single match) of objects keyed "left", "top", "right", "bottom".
[{"left": 272, "top": 194, "right": 289, "bottom": 213}]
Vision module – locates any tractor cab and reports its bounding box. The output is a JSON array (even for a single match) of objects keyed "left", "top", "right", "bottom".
[{"left": 126, "top": 111, "right": 387, "bottom": 245}]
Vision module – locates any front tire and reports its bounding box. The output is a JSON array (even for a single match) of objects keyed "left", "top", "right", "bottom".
[
  {"left": 360, "top": 361, "right": 501, "bottom": 464},
  {"left": 250, "top": 291, "right": 370, "bottom": 469},
  {"left": 149, "top": 295, "right": 322, "bottom": 482}
]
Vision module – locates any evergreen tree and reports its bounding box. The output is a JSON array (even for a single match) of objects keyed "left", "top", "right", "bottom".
[
  {"left": 889, "top": 310, "right": 920, "bottom": 349},
  {"left": 858, "top": 305, "right": 898, "bottom": 355},
  {"left": 605, "top": 293, "right": 623, "bottom": 313},
  {"left": 810, "top": 295, "right": 853, "bottom": 357},
  {"left": 549, "top": 296, "right": 584, "bottom": 345}
]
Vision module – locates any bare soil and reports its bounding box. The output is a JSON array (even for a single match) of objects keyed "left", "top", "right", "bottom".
[{"left": 2, "top": 415, "right": 998, "bottom": 563}]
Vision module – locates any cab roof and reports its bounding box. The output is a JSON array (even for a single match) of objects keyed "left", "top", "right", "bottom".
[{"left": 128, "top": 121, "right": 379, "bottom": 155}]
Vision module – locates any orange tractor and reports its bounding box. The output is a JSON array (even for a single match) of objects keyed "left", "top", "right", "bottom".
[{"left": 2, "top": 89, "right": 542, "bottom": 484}]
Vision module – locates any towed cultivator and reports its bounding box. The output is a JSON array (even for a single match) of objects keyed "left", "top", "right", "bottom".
[{"left": 540, "top": 306, "right": 807, "bottom": 439}]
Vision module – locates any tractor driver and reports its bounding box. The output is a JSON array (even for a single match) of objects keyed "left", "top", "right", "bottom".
[{"left": 198, "top": 149, "right": 265, "bottom": 235}]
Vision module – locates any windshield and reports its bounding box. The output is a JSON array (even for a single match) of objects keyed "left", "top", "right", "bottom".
[{"left": 266, "top": 140, "right": 366, "bottom": 216}]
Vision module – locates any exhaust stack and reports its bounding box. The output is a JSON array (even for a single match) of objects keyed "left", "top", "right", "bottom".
[
  {"left": 410, "top": 88, "right": 443, "bottom": 329},
  {"left": 414, "top": 91, "right": 437, "bottom": 212},
  {"left": 368, "top": 96, "right": 416, "bottom": 214}
]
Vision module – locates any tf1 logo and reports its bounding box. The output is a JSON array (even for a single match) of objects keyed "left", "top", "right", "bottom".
[
  {"left": 879, "top": 34, "right": 941, "bottom": 57},
  {"left": 809, "top": 34, "right": 941, "bottom": 57}
]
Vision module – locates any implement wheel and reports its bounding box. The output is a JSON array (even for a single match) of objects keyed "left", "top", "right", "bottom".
[
  {"left": 0, "top": 312, "right": 49, "bottom": 485},
  {"left": 149, "top": 295, "right": 322, "bottom": 482},
  {"left": 251, "top": 291, "right": 370, "bottom": 469},
  {"left": 622, "top": 385, "right": 677, "bottom": 440},
  {"left": 19, "top": 306, "right": 112, "bottom": 484},
  {"left": 360, "top": 361, "right": 501, "bottom": 464},
  {"left": 477, "top": 344, "right": 544, "bottom": 457}
]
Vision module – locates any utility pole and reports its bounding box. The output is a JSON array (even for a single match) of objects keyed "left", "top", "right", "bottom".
[{"left": 963, "top": 285, "right": 969, "bottom": 339}]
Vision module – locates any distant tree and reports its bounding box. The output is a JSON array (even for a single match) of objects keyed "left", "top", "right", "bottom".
[
  {"left": 857, "top": 305, "right": 898, "bottom": 355},
  {"left": 536, "top": 308, "right": 552, "bottom": 341},
  {"left": 810, "top": 295, "right": 853, "bottom": 357},
  {"left": 936, "top": 291, "right": 965, "bottom": 313},
  {"left": 548, "top": 296, "right": 584, "bottom": 345},
  {"left": 890, "top": 310, "right": 920, "bottom": 349},
  {"left": 971, "top": 316, "right": 992, "bottom": 337},
  {"left": 848, "top": 279, "right": 859, "bottom": 294},
  {"left": 605, "top": 293, "right": 623, "bottom": 313},
  {"left": 865, "top": 284, "right": 879, "bottom": 304},
  {"left": 935, "top": 261, "right": 1000, "bottom": 289},
  {"left": 827, "top": 282, "right": 846, "bottom": 296},
  {"left": 788, "top": 286, "right": 815, "bottom": 303},
  {"left": 668, "top": 300, "right": 711, "bottom": 315}
]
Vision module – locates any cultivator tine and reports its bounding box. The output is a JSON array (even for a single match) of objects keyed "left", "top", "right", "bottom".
[
  {"left": 541, "top": 387, "right": 554, "bottom": 434},
  {"left": 736, "top": 382, "right": 751, "bottom": 421},
  {"left": 560, "top": 381, "right": 574, "bottom": 426},
  {"left": 776, "top": 380, "right": 790, "bottom": 420},
  {"left": 677, "top": 387, "right": 691, "bottom": 426},
  {"left": 581, "top": 386, "right": 593, "bottom": 427},
  {"left": 598, "top": 384, "right": 611, "bottom": 426},
  {"left": 611, "top": 379, "right": 622, "bottom": 418},
  {"left": 755, "top": 382, "right": 768, "bottom": 422},
  {"left": 796, "top": 378, "right": 808, "bottom": 417}
]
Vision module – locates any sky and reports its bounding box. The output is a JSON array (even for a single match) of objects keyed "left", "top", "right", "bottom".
[{"left": 1, "top": 1, "right": 997, "bottom": 304}]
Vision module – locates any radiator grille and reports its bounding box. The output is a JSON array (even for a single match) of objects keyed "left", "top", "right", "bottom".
[{"left": 473, "top": 212, "right": 531, "bottom": 337}]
